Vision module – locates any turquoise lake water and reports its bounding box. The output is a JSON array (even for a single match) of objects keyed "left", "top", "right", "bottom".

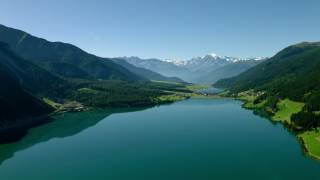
[{"left": 0, "top": 99, "right": 319, "bottom": 179}]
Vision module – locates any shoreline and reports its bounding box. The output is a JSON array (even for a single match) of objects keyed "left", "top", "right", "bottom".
[
  {"left": 228, "top": 92, "right": 320, "bottom": 160},
  {"left": 0, "top": 92, "right": 191, "bottom": 145},
  {"left": 297, "top": 136, "right": 320, "bottom": 160},
  {"left": 2, "top": 86, "right": 317, "bottom": 160}
]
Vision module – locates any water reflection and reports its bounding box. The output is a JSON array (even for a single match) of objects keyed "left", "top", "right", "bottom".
[{"left": 0, "top": 108, "right": 146, "bottom": 165}]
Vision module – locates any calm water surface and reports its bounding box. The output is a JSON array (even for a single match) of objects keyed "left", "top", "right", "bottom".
[{"left": 0, "top": 99, "right": 319, "bottom": 180}]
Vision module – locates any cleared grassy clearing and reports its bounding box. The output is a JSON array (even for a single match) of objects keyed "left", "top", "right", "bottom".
[
  {"left": 236, "top": 91, "right": 320, "bottom": 159},
  {"left": 43, "top": 98, "right": 62, "bottom": 109},
  {"left": 236, "top": 91, "right": 259, "bottom": 109},
  {"left": 272, "top": 99, "right": 305, "bottom": 123},
  {"left": 299, "top": 130, "right": 320, "bottom": 159},
  {"left": 237, "top": 92, "right": 304, "bottom": 123}
]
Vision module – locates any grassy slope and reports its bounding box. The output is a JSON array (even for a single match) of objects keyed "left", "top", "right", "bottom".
[
  {"left": 272, "top": 99, "right": 304, "bottom": 123},
  {"left": 299, "top": 130, "right": 320, "bottom": 159},
  {"left": 237, "top": 92, "right": 304, "bottom": 123},
  {"left": 237, "top": 91, "right": 258, "bottom": 108},
  {"left": 237, "top": 91, "right": 320, "bottom": 159},
  {"left": 42, "top": 98, "right": 62, "bottom": 109}
]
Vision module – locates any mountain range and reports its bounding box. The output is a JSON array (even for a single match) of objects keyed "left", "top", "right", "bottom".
[
  {"left": 0, "top": 24, "right": 190, "bottom": 140},
  {"left": 122, "top": 54, "right": 264, "bottom": 83},
  {"left": 1, "top": 23, "right": 319, "bottom": 141},
  {"left": 0, "top": 24, "right": 186, "bottom": 83},
  {"left": 112, "top": 58, "right": 185, "bottom": 83}
]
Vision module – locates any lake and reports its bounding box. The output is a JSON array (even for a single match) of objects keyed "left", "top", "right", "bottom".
[{"left": 0, "top": 99, "right": 319, "bottom": 179}]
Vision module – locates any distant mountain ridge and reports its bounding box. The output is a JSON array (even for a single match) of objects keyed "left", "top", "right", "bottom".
[
  {"left": 122, "top": 54, "right": 264, "bottom": 83},
  {"left": 197, "top": 60, "right": 261, "bottom": 84},
  {"left": 0, "top": 22, "right": 262, "bottom": 84},
  {"left": 170, "top": 54, "right": 263, "bottom": 67},
  {"left": 122, "top": 56, "right": 189, "bottom": 76},
  {"left": 112, "top": 58, "right": 185, "bottom": 83}
]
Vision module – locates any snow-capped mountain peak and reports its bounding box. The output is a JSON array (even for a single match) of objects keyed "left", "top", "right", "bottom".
[
  {"left": 122, "top": 53, "right": 266, "bottom": 83},
  {"left": 210, "top": 53, "right": 218, "bottom": 57}
]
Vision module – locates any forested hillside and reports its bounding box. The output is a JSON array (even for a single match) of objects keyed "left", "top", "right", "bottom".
[
  {"left": 0, "top": 24, "right": 143, "bottom": 81},
  {"left": 0, "top": 64, "right": 52, "bottom": 122},
  {"left": 0, "top": 42, "right": 70, "bottom": 97},
  {"left": 215, "top": 42, "right": 320, "bottom": 130}
]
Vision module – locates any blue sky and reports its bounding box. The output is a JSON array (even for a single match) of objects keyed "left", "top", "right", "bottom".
[{"left": 0, "top": 0, "right": 319, "bottom": 59}]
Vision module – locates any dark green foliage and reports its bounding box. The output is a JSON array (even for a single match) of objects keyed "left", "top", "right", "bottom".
[
  {"left": 0, "top": 62, "right": 52, "bottom": 121},
  {"left": 0, "top": 42, "right": 57, "bottom": 123},
  {"left": 215, "top": 42, "right": 320, "bottom": 106},
  {"left": 0, "top": 42, "right": 71, "bottom": 98},
  {"left": 215, "top": 42, "right": 320, "bottom": 102},
  {"left": 42, "top": 62, "right": 90, "bottom": 79},
  {"left": 304, "top": 92, "right": 320, "bottom": 111},
  {"left": 0, "top": 38, "right": 189, "bottom": 124},
  {"left": 68, "top": 80, "right": 189, "bottom": 108},
  {"left": 215, "top": 42, "right": 320, "bottom": 130},
  {"left": 253, "top": 93, "right": 268, "bottom": 104},
  {"left": 0, "top": 24, "right": 144, "bottom": 81},
  {"left": 273, "top": 42, "right": 320, "bottom": 59},
  {"left": 264, "top": 96, "right": 279, "bottom": 113},
  {"left": 291, "top": 111, "right": 320, "bottom": 131},
  {"left": 0, "top": 41, "right": 60, "bottom": 143}
]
